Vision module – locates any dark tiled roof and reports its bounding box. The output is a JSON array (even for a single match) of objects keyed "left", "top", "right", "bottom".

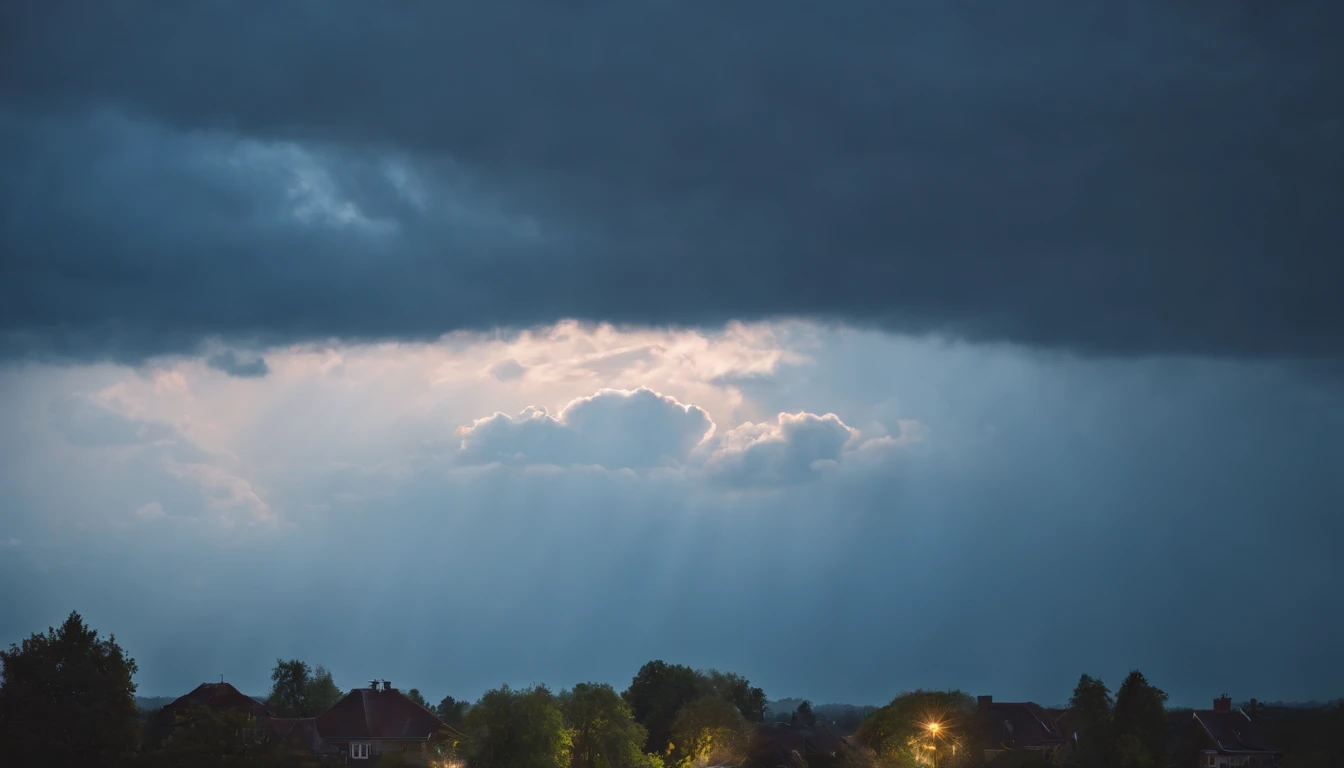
[
  {"left": 152, "top": 682, "right": 269, "bottom": 726},
  {"left": 978, "top": 702, "right": 1068, "bottom": 750},
  {"left": 745, "top": 723, "right": 865, "bottom": 766},
  {"left": 1193, "top": 710, "right": 1278, "bottom": 754},
  {"left": 315, "top": 687, "right": 445, "bottom": 740},
  {"left": 263, "top": 717, "right": 327, "bottom": 753}
]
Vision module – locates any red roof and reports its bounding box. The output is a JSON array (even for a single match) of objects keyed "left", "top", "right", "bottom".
[
  {"left": 1193, "top": 709, "right": 1278, "bottom": 755},
  {"left": 152, "top": 681, "right": 270, "bottom": 726},
  {"left": 314, "top": 687, "right": 445, "bottom": 740}
]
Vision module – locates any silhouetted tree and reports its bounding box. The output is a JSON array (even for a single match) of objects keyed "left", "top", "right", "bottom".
[
  {"left": 1070, "top": 674, "right": 1116, "bottom": 768},
  {"left": 1112, "top": 671, "right": 1168, "bottom": 768},
  {"left": 437, "top": 694, "right": 470, "bottom": 728},
  {"left": 0, "top": 611, "right": 140, "bottom": 766},
  {"left": 704, "top": 669, "right": 769, "bottom": 723},
  {"left": 793, "top": 700, "right": 818, "bottom": 728},
  {"left": 406, "top": 688, "right": 429, "bottom": 708},
  {"left": 306, "top": 665, "right": 342, "bottom": 715},
  {"left": 265, "top": 659, "right": 342, "bottom": 717}
]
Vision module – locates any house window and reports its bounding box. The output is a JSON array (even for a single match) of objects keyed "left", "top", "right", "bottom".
[{"left": 352, "top": 742, "right": 371, "bottom": 760}]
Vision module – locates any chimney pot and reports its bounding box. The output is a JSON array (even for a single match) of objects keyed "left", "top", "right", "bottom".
[{"left": 1214, "top": 696, "right": 1232, "bottom": 713}]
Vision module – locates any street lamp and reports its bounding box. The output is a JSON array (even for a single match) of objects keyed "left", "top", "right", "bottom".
[{"left": 927, "top": 723, "right": 942, "bottom": 768}]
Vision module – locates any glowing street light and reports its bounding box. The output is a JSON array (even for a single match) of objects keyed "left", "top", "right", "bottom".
[{"left": 927, "top": 722, "right": 942, "bottom": 768}]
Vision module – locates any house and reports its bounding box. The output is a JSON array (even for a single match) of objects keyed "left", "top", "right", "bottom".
[
  {"left": 314, "top": 679, "right": 447, "bottom": 764},
  {"left": 1191, "top": 697, "right": 1279, "bottom": 768},
  {"left": 145, "top": 681, "right": 270, "bottom": 747},
  {"left": 975, "top": 695, "right": 1070, "bottom": 764}
]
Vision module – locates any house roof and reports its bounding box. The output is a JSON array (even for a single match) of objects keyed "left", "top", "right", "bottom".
[
  {"left": 1193, "top": 709, "right": 1278, "bottom": 754},
  {"left": 314, "top": 687, "right": 446, "bottom": 740},
  {"left": 978, "top": 702, "right": 1068, "bottom": 750},
  {"left": 152, "top": 681, "right": 270, "bottom": 725},
  {"left": 263, "top": 717, "right": 328, "bottom": 753}
]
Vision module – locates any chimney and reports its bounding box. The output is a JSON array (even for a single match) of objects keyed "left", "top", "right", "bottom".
[
  {"left": 1214, "top": 696, "right": 1232, "bottom": 713},
  {"left": 384, "top": 680, "right": 394, "bottom": 692},
  {"left": 370, "top": 679, "right": 381, "bottom": 692},
  {"left": 1249, "top": 699, "right": 1257, "bottom": 716},
  {"left": 979, "top": 695, "right": 993, "bottom": 714}
]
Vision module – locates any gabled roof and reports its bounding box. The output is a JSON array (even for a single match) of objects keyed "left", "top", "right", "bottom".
[
  {"left": 1193, "top": 709, "right": 1277, "bottom": 754},
  {"left": 978, "top": 701, "right": 1068, "bottom": 750},
  {"left": 315, "top": 687, "right": 445, "bottom": 740},
  {"left": 152, "top": 681, "right": 269, "bottom": 725}
]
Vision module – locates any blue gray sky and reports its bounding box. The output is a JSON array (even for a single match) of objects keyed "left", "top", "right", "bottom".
[{"left": 1, "top": 1, "right": 1341, "bottom": 706}]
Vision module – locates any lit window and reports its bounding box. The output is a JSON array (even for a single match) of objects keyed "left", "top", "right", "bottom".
[{"left": 352, "top": 743, "right": 371, "bottom": 760}]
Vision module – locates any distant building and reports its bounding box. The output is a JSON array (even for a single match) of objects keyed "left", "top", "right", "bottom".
[
  {"left": 975, "top": 695, "right": 1071, "bottom": 765},
  {"left": 1191, "top": 697, "right": 1279, "bottom": 768},
  {"left": 314, "top": 680, "right": 447, "bottom": 764},
  {"left": 145, "top": 681, "right": 270, "bottom": 747}
]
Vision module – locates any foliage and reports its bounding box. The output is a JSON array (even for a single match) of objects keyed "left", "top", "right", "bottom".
[
  {"left": 407, "top": 688, "right": 429, "bottom": 708},
  {"left": 1069, "top": 674, "right": 1116, "bottom": 768},
  {"left": 561, "top": 681, "right": 660, "bottom": 768},
  {"left": 380, "top": 752, "right": 410, "bottom": 768},
  {"left": 625, "top": 661, "right": 710, "bottom": 754},
  {"left": 265, "top": 659, "right": 342, "bottom": 717},
  {"left": 793, "top": 700, "right": 818, "bottom": 728},
  {"left": 306, "top": 665, "right": 343, "bottom": 715},
  {"left": 461, "top": 684, "right": 572, "bottom": 768},
  {"left": 438, "top": 694, "right": 471, "bottom": 728},
  {"left": 702, "top": 669, "right": 768, "bottom": 724},
  {"left": 1111, "top": 671, "right": 1168, "bottom": 768},
  {"left": 667, "top": 695, "right": 751, "bottom": 768},
  {"left": 0, "top": 610, "right": 141, "bottom": 767},
  {"left": 266, "top": 659, "right": 312, "bottom": 716},
  {"left": 854, "top": 690, "right": 974, "bottom": 768},
  {"left": 623, "top": 660, "right": 768, "bottom": 755},
  {"left": 134, "top": 705, "right": 316, "bottom": 768}
]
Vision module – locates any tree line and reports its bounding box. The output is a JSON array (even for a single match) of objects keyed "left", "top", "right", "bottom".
[{"left": 2, "top": 611, "right": 1340, "bottom": 768}]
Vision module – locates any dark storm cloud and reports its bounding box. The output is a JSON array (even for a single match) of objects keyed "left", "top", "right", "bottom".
[
  {"left": 2, "top": 1, "right": 1341, "bottom": 361},
  {"left": 206, "top": 351, "right": 269, "bottom": 379}
]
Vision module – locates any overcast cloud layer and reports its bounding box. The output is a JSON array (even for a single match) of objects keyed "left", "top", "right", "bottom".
[{"left": 3, "top": 1, "right": 1342, "bottom": 361}]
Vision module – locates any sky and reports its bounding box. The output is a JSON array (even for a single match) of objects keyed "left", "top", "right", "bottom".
[{"left": 1, "top": 1, "right": 1342, "bottom": 707}]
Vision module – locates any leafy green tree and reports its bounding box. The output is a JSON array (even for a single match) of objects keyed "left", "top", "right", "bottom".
[
  {"left": 0, "top": 611, "right": 140, "bottom": 766},
  {"left": 306, "top": 665, "right": 342, "bottom": 715},
  {"left": 703, "top": 669, "right": 768, "bottom": 724},
  {"left": 266, "top": 659, "right": 312, "bottom": 717},
  {"left": 1112, "top": 671, "right": 1168, "bottom": 768},
  {"left": 265, "top": 659, "right": 343, "bottom": 717},
  {"left": 561, "top": 682, "right": 660, "bottom": 768},
  {"left": 438, "top": 694, "right": 470, "bottom": 728},
  {"left": 462, "top": 684, "right": 571, "bottom": 768},
  {"left": 624, "top": 661, "right": 707, "bottom": 754},
  {"left": 854, "top": 690, "right": 974, "bottom": 768},
  {"left": 1069, "top": 674, "right": 1116, "bottom": 768},
  {"left": 406, "top": 688, "right": 429, "bottom": 708},
  {"left": 667, "top": 695, "right": 750, "bottom": 768}
]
